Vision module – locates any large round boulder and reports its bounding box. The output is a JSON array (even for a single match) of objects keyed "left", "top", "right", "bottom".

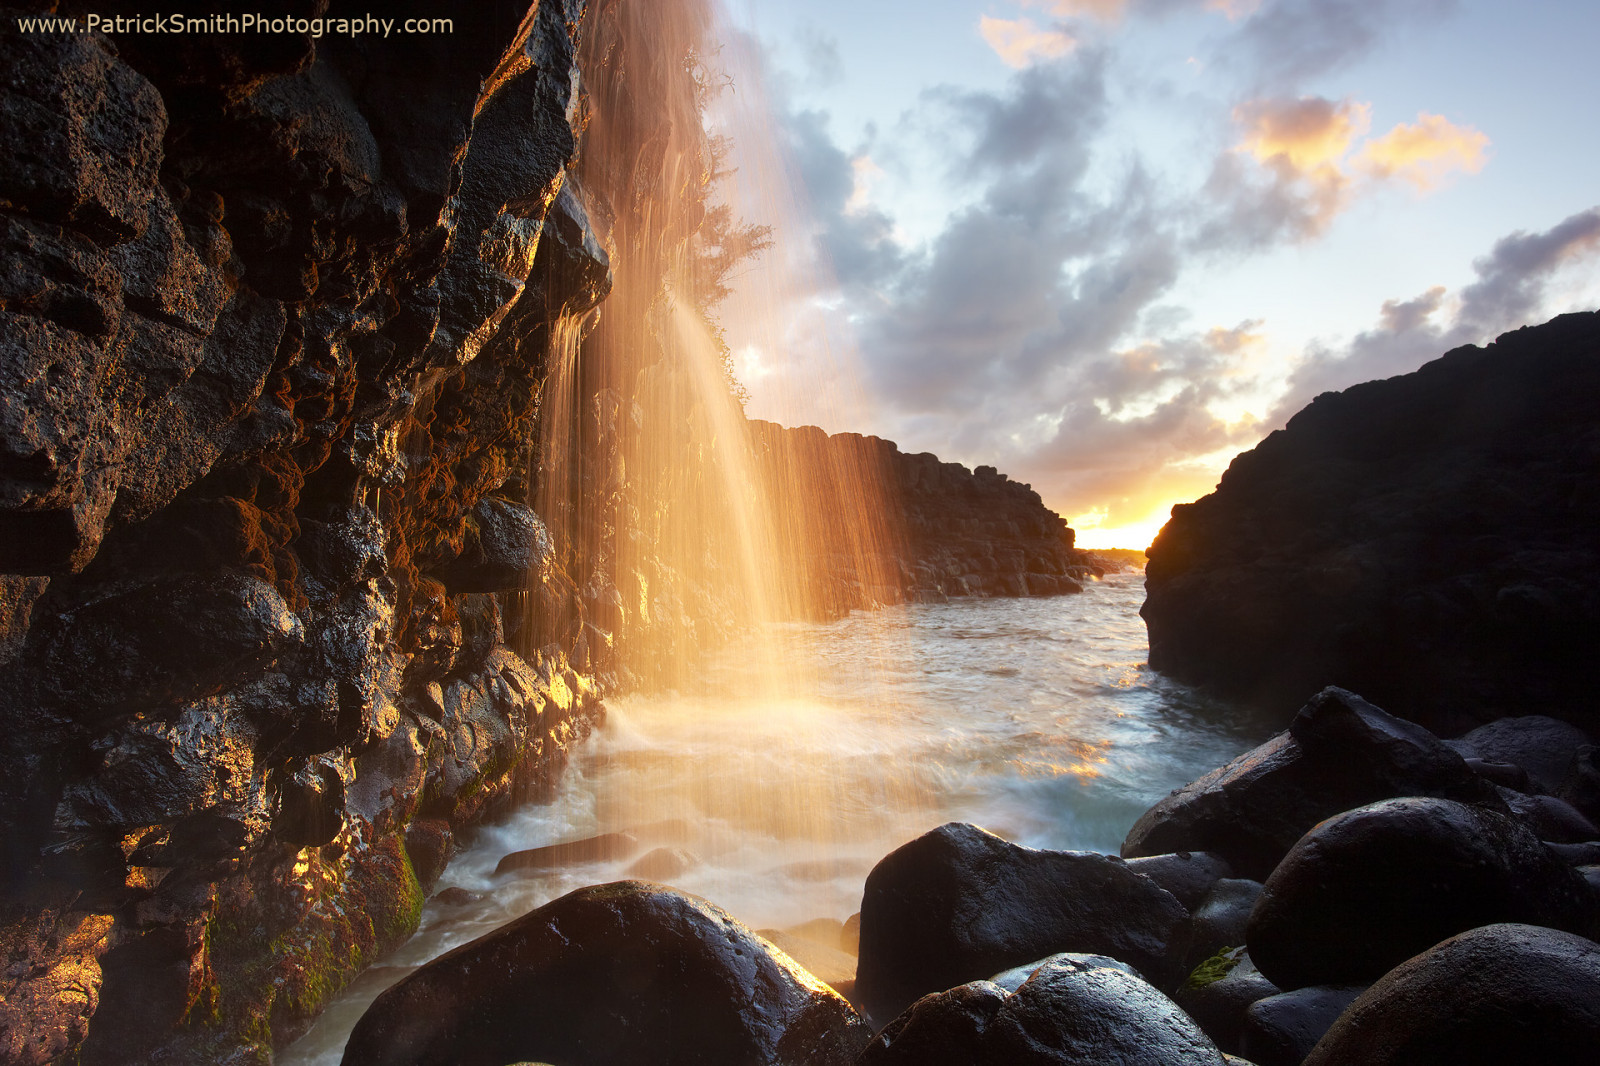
[
  {"left": 1447, "top": 715, "right": 1591, "bottom": 796},
  {"left": 859, "top": 956, "right": 1226, "bottom": 1065},
  {"left": 1302, "top": 924, "right": 1600, "bottom": 1065},
  {"left": 855, "top": 823, "right": 1190, "bottom": 1024},
  {"left": 1123, "top": 688, "right": 1500, "bottom": 879},
  {"left": 340, "top": 880, "right": 870, "bottom": 1066},
  {"left": 1247, "top": 796, "right": 1597, "bottom": 989}
]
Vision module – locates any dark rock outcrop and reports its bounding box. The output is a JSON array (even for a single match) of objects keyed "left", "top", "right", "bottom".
[
  {"left": 1245, "top": 797, "right": 1598, "bottom": 990},
  {"left": 1141, "top": 311, "right": 1600, "bottom": 734},
  {"left": 1301, "top": 924, "right": 1600, "bottom": 1065},
  {"left": 858, "top": 957, "right": 1226, "bottom": 1066},
  {"left": 1121, "top": 687, "right": 1500, "bottom": 879},
  {"left": 855, "top": 822, "right": 1190, "bottom": 1024},
  {"left": 0, "top": 3, "right": 610, "bottom": 1061},
  {"left": 341, "top": 880, "right": 871, "bottom": 1066},
  {"left": 749, "top": 422, "right": 1094, "bottom": 614}
]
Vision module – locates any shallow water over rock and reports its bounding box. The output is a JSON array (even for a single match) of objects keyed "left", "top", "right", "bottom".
[{"left": 283, "top": 571, "right": 1259, "bottom": 1063}]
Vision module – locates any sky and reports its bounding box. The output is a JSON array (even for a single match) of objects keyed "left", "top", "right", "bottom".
[{"left": 707, "top": 0, "right": 1600, "bottom": 548}]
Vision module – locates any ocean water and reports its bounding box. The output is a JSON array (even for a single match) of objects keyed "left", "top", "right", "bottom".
[{"left": 282, "top": 569, "right": 1259, "bottom": 1063}]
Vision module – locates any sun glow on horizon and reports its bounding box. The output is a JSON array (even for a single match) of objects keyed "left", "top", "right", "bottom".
[{"left": 1068, "top": 505, "right": 1174, "bottom": 552}]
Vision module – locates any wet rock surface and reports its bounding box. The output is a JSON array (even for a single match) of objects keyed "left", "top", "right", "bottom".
[
  {"left": 342, "top": 880, "right": 871, "bottom": 1066},
  {"left": 1187, "top": 878, "right": 1264, "bottom": 969},
  {"left": 1246, "top": 796, "right": 1598, "bottom": 990},
  {"left": 1302, "top": 924, "right": 1600, "bottom": 1066},
  {"left": 1173, "top": 948, "right": 1281, "bottom": 1055},
  {"left": 0, "top": 4, "right": 608, "bottom": 1062},
  {"left": 1239, "top": 985, "right": 1365, "bottom": 1066},
  {"left": 859, "top": 956, "right": 1226, "bottom": 1066},
  {"left": 1447, "top": 714, "right": 1593, "bottom": 797},
  {"left": 855, "top": 822, "right": 1190, "bottom": 1024},
  {"left": 1122, "top": 687, "right": 1500, "bottom": 879},
  {"left": 1141, "top": 311, "right": 1600, "bottom": 735},
  {"left": 1124, "top": 851, "right": 1235, "bottom": 911}
]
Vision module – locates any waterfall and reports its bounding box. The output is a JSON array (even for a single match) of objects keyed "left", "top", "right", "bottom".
[{"left": 533, "top": 0, "right": 907, "bottom": 695}]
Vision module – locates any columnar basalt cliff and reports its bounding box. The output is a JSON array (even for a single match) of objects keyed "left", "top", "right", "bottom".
[
  {"left": 751, "top": 421, "right": 1094, "bottom": 616},
  {"left": 0, "top": 3, "right": 608, "bottom": 1062},
  {"left": 1142, "top": 311, "right": 1600, "bottom": 736}
]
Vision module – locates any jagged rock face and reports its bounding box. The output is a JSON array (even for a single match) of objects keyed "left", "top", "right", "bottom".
[
  {"left": 1141, "top": 311, "right": 1600, "bottom": 734},
  {"left": 0, "top": 3, "right": 610, "bottom": 1062},
  {"left": 750, "top": 421, "right": 1092, "bottom": 615}
]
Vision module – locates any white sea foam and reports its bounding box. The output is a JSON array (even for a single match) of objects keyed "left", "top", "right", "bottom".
[{"left": 281, "top": 571, "right": 1258, "bottom": 1064}]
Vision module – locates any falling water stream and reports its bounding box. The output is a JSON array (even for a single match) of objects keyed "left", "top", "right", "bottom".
[
  {"left": 282, "top": 570, "right": 1259, "bottom": 1064},
  {"left": 279, "top": 4, "right": 1265, "bottom": 1061}
]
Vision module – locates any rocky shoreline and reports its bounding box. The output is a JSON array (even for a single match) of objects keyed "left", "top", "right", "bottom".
[
  {"left": 343, "top": 685, "right": 1600, "bottom": 1065},
  {"left": 0, "top": 3, "right": 1102, "bottom": 1061}
]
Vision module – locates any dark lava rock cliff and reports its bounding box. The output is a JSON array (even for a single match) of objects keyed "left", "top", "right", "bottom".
[
  {"left": 1142, "top": 311, "right": 1600, "bottom": 734},
  {"left": 0, "top": 3, "right": 607, "bottom": 1062},
  {"left": 751, "top": 421, "right": 1093, "bottom": 616}
]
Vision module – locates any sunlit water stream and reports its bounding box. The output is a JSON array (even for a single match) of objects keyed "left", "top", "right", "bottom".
[{"left": 283, "top": 570, "right": 1260, "bottom": 1063}]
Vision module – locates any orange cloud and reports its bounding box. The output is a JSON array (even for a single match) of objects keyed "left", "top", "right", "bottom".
[
  {"left": 1023, "top": 0, "right": 1129, "bottom": 19},
  {"left": 1356, "top": 113, "right": 1490, "bottom": 190},
  {"left": 1207, "top": 0, "right": 1262, "bottom": 17},
  {"left": 1234, "top": 96, "right": 1371, "bottom": 172},
  {"left": 1022, "top": 0, "right": 1259, "bottom": 21},
  {"left": 980, "top": 15, "right": 1077, "bottom": 68}
]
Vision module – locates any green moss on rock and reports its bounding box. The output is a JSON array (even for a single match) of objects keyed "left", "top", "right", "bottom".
[{"left": 1183, "top": 945, "right": 1246, "bottom": 990}]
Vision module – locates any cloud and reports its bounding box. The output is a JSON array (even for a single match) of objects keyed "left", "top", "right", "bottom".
[
  {"left": 1193, "top": 95, "right": 1369, "bottom": 249},
  {"left": 1023, "top": 0, "right": 1131, "bottom": 18},
  {"left": 1457, "top": 206, "right": 1600, "bottom": 329},
  {"left": 742, "top": 8, "right": 1569, "bottom": 543},
  {"left": 1356, "top": 112, "right": 1489, "bottom": 190},
  {"left": 1021, "top": 0, "right": 1255, "bottom": 20},
  {"left": 1221, "top": 0, "right": 1456, "bottom": 91},
  {"left": 1234, "top": 95, "right": 1370, "bottom": 171},
  {"left": 844, "top": 155, "right": 886, "bottom": 216},
  {"left": 979, "top": 16, "right": 1077, "bottom": 69},
  {"left": 1202, "top": 97, "right": 1489, "bottom": 248},
  {"left": 781, "top": 109, "right": 905, "bottom": 290},
  {"left": 1269, "top": 207, "right": 1600, "bottom": 423}
]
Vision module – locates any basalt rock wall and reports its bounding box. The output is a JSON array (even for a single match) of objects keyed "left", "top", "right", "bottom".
[
  {"left": 1141, "top": 311, "right": 1600, "bottom": 735},
  {"left": 751, "top": 421, "right": 1094, "bottom": 616},
  {"left": 0, "top": 3, "right": 609, "bottom": 1062}
]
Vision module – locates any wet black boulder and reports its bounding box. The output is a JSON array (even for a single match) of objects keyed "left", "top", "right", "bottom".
[
  {"left": 1123, "top": 687, "right": 1501, "bottom": 879},
  {"left": 1239, "top": 985, "right": 1365, "bottom": 1066},
  {"left": 1172, "top": 948, "right": 1281, "bottom": 1055},
  {"left": 1187, "top": 878, "right": 1265, "bottom": 970},
  {"left": 855, "top": 822, "right": 1189, "bottom": 1024},
  {"left": 1302, "top": 923, "right": 1600, "bottom": 1065},
  {"left": 340, "top": 880, "right": 870, "bottom": 1066},
  {"left": 1247, "top": 796, "right": 1597, "bottom": 990},
  {"left": 1124, "top": 851, "right": 1235, "bottom": 910},
  {"left": 1446, "top": 714, "right": 1591, "bottom": 796},
  {"left": 859, "top": 956, "right": 1226, "bottom": 1066}
]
